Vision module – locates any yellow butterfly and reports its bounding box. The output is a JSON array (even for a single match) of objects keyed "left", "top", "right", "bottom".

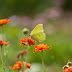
[{"left": 30, "top": 24, "right": 46, "bottom": 42}]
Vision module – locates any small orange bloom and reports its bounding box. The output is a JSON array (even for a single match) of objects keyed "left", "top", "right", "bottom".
[
  {"left": 10, "top": 61, "right": 31, "bottom": 71},
  {"left": 63, "top": 66, "right": 72, "bottom": 72},
  {"left": 33, "top": 44, "right": 51, "bottom": 53},
  {"left": 12, "top": 64, "right": 20, "bottom": 70},
  {"left": 19, "top": 38, "right": 36, "bottom": 47},
  {"left": 4, "top": 41, "right": 9, "bottom": 45},
  {"left": 20, "top": 38, "right": 26, "bottom": 43},
  {"left": 9, "top": 66, "right": 12, "bottom": 69},
  {"left": 16, "top": 61, "right": 25, "bottom": 65},
  {"left": 26, "top": 63, "right": 31, "bottom": 69},
  {"left": 0, "top": 18, "right": 11, "bottom": 25},
  {"left": 0, "top": 40, "right": 9, "bottom": 46},
  {"left": 27, "top": 38, "right": 36, "bottom": 46},
  {"left": 0, "top": 40, "right": 4, "bottom": 45},
  {"left": 10, "top": 61, "right": 25, "bottom": 70}
]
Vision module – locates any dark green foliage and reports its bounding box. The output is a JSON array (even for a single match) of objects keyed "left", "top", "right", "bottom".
[{"left": 0, "top": 0, "right": 52, "bottom": 18}]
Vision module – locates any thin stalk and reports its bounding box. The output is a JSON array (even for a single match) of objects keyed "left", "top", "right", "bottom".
[
  {"left": 5, "top": 49, "right": 10, "bottom": 72},
  {"left": 2, "top": 26, "right": 9, "bottom": 72},
  {"left": 21, "top": 56, "right": 24, "bottom": 72},
  {"left": 41, "top": 51, "right": 47, "bottom": 72},
  {"left": 0, "top": 46, "right": 5, "bottom": 72},
  {"left": 1, "top": 25, "right": 4, "bottom": 41},
  {"left": 0, "top": 46, "right": 3, "bottom": 63},
  {"left": 1, "top": 25, "right": 6, "bottom": 72},
  {"left": 25, "top": 35, "right": 28, "bottom": 63},
  {"left": 24, "top": 34, "right": 30, "bottom": 71},
  {"left": 1, "top": 26, "right": 5, "bottom": 54},
  {"left": 9, "top": 69, "right": 11, "bottom": 72}
]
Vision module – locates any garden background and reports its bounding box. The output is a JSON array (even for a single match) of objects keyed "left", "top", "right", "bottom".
[{"left": 0, "top": 0, "right": 72, "bottom": 72}]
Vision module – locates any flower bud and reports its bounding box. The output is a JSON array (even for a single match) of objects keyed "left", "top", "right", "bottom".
[
  {"left": 17, "top": 49, "right": 28, "bottom": 58},
  {"left": 22, "top": 28, "right": 29, "bottom": 34},
  {"left": 63, "top": 65, "right": 69, "bottom": 70},
  {"left": 67, "top": 62, "right": 72, "bottom": 66}
]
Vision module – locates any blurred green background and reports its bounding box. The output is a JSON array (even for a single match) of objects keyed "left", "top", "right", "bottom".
[{"left": 0, "top": 0, "right": 72, "bottom": 72}]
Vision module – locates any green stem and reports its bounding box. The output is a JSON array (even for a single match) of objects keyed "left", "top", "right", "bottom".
[
  {"left": 1, "top": 25, "right": 4, "bottom": 41},
  {"left": 26, "top": 45, "right": 29, "bottom": 63},
  {"left": 0, "top": 46, "right": 3, "bottom": 63},
  {"left": 24, "top": 34, "right": 30, "bottom": 71},
  {"left": 2, "top": 26, "right": 9, "bottom": 72},
  {"left": 5, "top": 49, "right": 9, "bottom": 72},
  {"left": 0, "top": 46, "right": 5, "bottom": 72},
  {"left": 21, "top": 56, "right": 24, "bottom": 72},
  {"left": 1, "top": 25, "right": 5, "bottom": 72},
  {"left": 41, "top": 51, "right": 47, "bottom": 72},
  {"left": 25, "top": 35, "right": 28, "bottom": 63}
]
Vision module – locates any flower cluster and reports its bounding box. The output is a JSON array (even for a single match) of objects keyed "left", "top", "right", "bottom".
[
  {"left": 0, "top": 21, "right": 52, "bottom": 72},
  {"left": 0, "top": 40, "right": 9, "bottom": 46},
  {"left": 10, "top": 61, "right": 31, "bottom": 71},
  {"left": 33, "top": 44, "right": 51, "bottom": 53},
  {"left": 0, "top": 19, "right": 52, "bottom": 72},
  {"left": 19, "top": 37, "right": 51, "bottom": 71},
  {"left": 19, "top": 37, "right": 36, "bottom": 47}
]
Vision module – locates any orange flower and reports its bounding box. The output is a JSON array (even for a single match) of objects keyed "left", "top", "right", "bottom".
[
  {"left": 19, "top": 38, "right": 36, "bottom": 47},
  {"left": 10, "top": 61, "right": 31, "bottom": 71},
  {"left": 33, "top": 44, "right": 51, "bottom": 53},
  {"left": 27, "top": 38, "right": 36, "bottom": 46},
  {"left": 19, "top": 38, "right": 26, "bottom": 46},
  {"left": 17, "top": 49, "right": 28, "bottom": 58},
  {"left": 26, "top": 63, "right": 31, "bottom": 69},
  {"left": 12, "top": 64, "right": 20, "bottom": 70},
  {"left": 16, "top": 61, "right": 25, "bottom": 65},
  {"left": 63, "top": 66, "right": 72, "bottom": 72},
  {"left": 0, "top": 40, "right": 9, "bottom": 46},
  {"left": 0, "top": 40, "right": 4, "bottom": 45},
  {"left": 0, "top": 18, "right": 11, "bottom": 25},
  {"left": 4, "top": 41, "right": 9, "bottom": 45},
  {"left": 10, "top": 61, "right": 25, "bottom": 70}
]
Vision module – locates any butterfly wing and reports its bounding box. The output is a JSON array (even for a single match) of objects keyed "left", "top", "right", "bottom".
[
  {"left": 30, "top": 24, "right": 44, "bottom": 35},
  {"left": 31, "top": 32, "right": 46, "bottom": 42},
  {"left": 30, "top": 24, "right": 46, "bottom": 42}
]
